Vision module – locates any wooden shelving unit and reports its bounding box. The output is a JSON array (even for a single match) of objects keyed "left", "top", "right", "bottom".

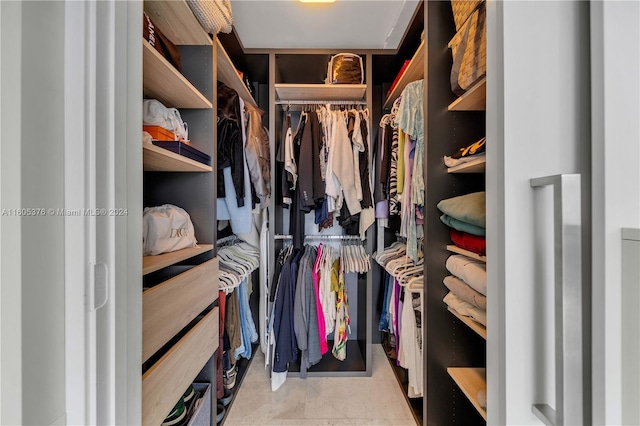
[
  {"left": 383, "top": 39, "right": 425, "bottom": 109},
  {"left": 143, "top": 244, "right": 214, "bottom": 275},
  {"left": 216, "top": 38, "right": 257, "bottom": 107},
  {"left": 447, "top": 156, "right": 486, "bottom": 173},
  {"left": 424, "top": 2, "right": 487, "bottom": 423},
  {"left": 275, "top": 83, "right": 367, "bottom": 102},
  {"left": 143, "top": 143, "right": 212, "bottom": 172},
  {"left": 143, "top": 0, "right": 211, "bottom": 46},
  {"left": 447, "top": 367, "right": 487, "bottom": 420},
  {"left": 143, "top": 258, "right": 219, "bottom": 362},
  {"left": 448, "top": 77, "right": 486, "bottom": 111},
  {"left": 449, "top": 307, "right": 487, "bottom": 340},
  {"left": 143, "top": 40, "right": 212, "bottom": 109},
  {"left": 446, "top": 245, "right": 486, "bottom": 262},
  {"left": 142, "top": 308, "right": 219, "bottom": 426}
]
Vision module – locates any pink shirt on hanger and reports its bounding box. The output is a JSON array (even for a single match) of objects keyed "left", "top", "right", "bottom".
[{"left": 313, "top": 244, "right": 329, "bottom": 355}]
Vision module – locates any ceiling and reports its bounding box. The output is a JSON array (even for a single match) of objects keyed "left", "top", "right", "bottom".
[{"left": 229, "top": 0, "right": 421, "bottom": 50}]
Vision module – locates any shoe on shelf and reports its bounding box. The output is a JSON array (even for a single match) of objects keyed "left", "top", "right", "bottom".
[
  {"left": 182, "top": 385, "right": 195, "bottom": 405},
  {"left": 216, "top": 403, "right": 226, "bottom": 424},
  {"left": 183, "top": 384, "right": 202, "bottom": 419},
  {"left": 161, "top": 398, "right": 187, "bottom": 426},
  {"left": 223, "top": 363, "right": 237, "bottom": 390},
  {"left": 219, "top": 388, "right": 233, "bottom": 407}
]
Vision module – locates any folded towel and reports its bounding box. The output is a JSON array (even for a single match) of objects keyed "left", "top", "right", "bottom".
[
  {"left": 437, "top": 191, "right": 485, "bottom": 228},
  {"left": 446, "top": 255, "right": 487, "bottom": 295},
  {"left": 441, "top": 214, "right": 486, "bottom": 237},
  {"left": 443, "top": 292, "right": 486, "bottom": 326},
  {"left": 444, "top": 275, "right": 486, "bottom": 310},
  {"left": 450, "top": 229, "right": 486, "bottom": 256}
]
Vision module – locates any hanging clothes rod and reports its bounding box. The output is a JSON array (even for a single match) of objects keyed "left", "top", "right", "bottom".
[
  {"left": 275, "top": 100, "right": 367, "bottom": 105},
  {"left": 274, "top": 234, "right": 362, "bottom": 241}
]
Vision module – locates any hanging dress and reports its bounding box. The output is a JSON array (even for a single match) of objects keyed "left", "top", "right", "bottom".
[{"left": 332, "top": 258, "right": 350, "bottom": 361}]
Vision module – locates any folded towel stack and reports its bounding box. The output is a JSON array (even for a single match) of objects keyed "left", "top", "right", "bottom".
[{"left": 437, "top": 191, "right": 487, "bottom": 327}]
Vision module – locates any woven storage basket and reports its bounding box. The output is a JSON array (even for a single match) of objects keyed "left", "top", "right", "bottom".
[
  {"left": 451, "top": 0, "right": 483, "bottom": 31},
  {"left": 449, "top": 2, "right": 486, "bottom": 95},
  {"left": 186, "top": 0, "right": 234, "bottom": 34}
]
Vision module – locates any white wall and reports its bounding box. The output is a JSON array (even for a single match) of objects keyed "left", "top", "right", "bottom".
[
  {"left": 21, "top": 2, "right": 67, "bottom": 423},
  {"left": 591, "top": 1, "right": 640, "bottom": 425},
  {"left": 0, "top": 2, "right": 24, "bottom": 425},
  {"left": 1, "top": 1, "right": 67, "bottom": 425}
]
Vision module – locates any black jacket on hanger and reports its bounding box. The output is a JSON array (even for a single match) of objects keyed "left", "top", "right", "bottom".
[
  {"left": 358, "top": 111, "right": 373, "bottom": 209},
  {"left": 217, "top": 82, "right": 245, "bottom": 207},
  {"left": 298, "top": 112, "right": 325, "bottom": 210}
]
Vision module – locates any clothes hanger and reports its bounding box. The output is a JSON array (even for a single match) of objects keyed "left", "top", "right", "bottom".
[
  {"left": 342, "top": 242, "right": 350, "bottom": 273},
  {"left": 359, "top": 244, "right": 371, "bottom": 273},
  {"left": 376, "top": 243, "right": 406, "bottom": 266},
  {"left": 345, "top": 242, "right": 354, "bottom": 274},
  {"left": 350, "top": 241, "right": 361, "bottom": 273},
  {"left": 380, "top": 114, "right": 391, "bottom": 128},
  {"left": 340, "top": 243, "right": 348, "bottom": 273},
  {"left": 397, "top": 263, "right": 424, "bottom": 285},
  {"left": 407, "top": 275, "right": 424, "bottom": 292},
  {"left": 347, "top": 241, "right": 360, "bottom": 272},
  {"left": 314, "top": 243, "right": 324, "bottom": 274},
  {"left": 349, "top": 243, "right": 357, "bottom": 273},
  {"left": 351, "top": 243, "right": 361, "bottom": 273}
]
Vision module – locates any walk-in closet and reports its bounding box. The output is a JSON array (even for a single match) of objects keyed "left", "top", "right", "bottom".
[
  {"left": 139, "top": 0, "right": 486, "bottom": 424},
  {"left": 137, "top": 0, "right": 601, "bottom": 423}
]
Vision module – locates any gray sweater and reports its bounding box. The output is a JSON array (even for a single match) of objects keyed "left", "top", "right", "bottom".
[{"left": 293, "top": 246, "right": 322, "bottom": 378}]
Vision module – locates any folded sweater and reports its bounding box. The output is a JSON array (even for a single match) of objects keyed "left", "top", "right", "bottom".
[
  {"left": 445, "top": 255, "right": 487, "bottom": 296},
  {"left": 443, "top": 275, "right": 486, "bottom": 310},
  {"left": 444, "top": 292, "right": 486, "bottom": 326}
]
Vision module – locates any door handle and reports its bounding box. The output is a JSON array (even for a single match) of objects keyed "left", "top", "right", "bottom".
[
  {"left": 530, "top": 174, "right": 583, "bottom": 426},
  {"left": 92, "top": 262, "right": 109, "bottom": 311}
]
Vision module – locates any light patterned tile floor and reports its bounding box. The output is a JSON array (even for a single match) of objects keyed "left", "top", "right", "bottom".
[{"left": 223, "top": 345, "right": 417, "bottom": 426}]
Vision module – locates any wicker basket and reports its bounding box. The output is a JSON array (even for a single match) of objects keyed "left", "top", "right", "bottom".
[
  {"left": 451, "top": 0, "right": 483, "bottom": 31},
  {"left": 449, "top": 2, "right": 486, "bottom": 95},
  {"left": 186, "top": 0, "right": 234, "bottom": 34}
]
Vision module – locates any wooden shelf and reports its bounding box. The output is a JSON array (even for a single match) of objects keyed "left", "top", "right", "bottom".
[
  {"left": 143, "top": 258, "right": 219, "bottom": 362},
  {"left": 143, "top": 1, "right": 211, "bottom": 46},
  {"left": 142, "top": 307, "right": 219, "bottom": 426},
  {"left": 448, "top": 367, "right": 487, "bottom": 421},
  {"left": 448, "top": 77, "right": 486, "bottom": 111},
  {"left": 143, "top": 39, "right": 212, "bottom": 109},
  {"left": 449, "top": 307, "right": 487, "bottom": 340},
  {"left": 216, "top": 39, "right": 257, "bottom": 107},
  {"left": 447, "top": 245, "right": 486, "bottom": 262},
  {"left": 275, "top": 84, "right": 367, "bottom": 102},
  {"left": 143, "top": 244, "right": 214, "bottom": 275},
  {"left": 143, "top": 143, "right": 212, "bottom": 172},
  {"left": 383, "top": 40, "right": 425, "bottom": 109},
  {"left": 447, "top": 156, "right": 486, "bottom": 173}
]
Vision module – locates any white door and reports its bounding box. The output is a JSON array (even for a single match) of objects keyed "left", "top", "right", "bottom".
[
  {"left": 486, "top": 1, "right": 592, "bottom": 424},
  {"left": 64, "top": 1, "right": 143, "bottom": 425},
  {"left": 1, "top": 1, "right": 141, "bottom": 424}
]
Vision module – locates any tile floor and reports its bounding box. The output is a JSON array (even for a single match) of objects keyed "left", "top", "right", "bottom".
[{"left": 223, "top": 345, "right": 417, "bottom": 426}]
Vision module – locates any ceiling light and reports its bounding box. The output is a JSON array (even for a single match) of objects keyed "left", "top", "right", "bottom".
[{"left": 299, "top": 0, "right": 336, "bottom": 3}]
